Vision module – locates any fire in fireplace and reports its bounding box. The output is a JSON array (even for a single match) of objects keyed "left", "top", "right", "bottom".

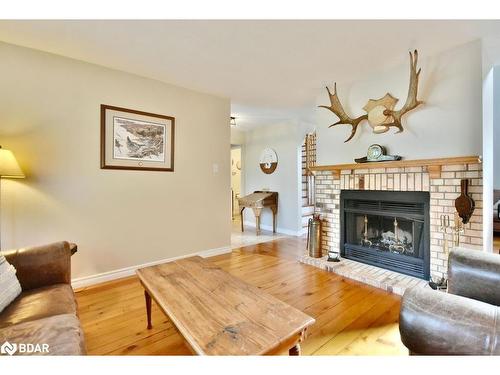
[{"left": 340, "top": 190, "right": 430, "bottom": 280}]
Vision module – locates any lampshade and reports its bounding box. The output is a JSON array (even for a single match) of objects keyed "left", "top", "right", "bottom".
[{"left": 0, "top": 146, "right": 25, "bottom": 178}]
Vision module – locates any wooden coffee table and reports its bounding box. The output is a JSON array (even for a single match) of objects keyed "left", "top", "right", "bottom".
[{"left": 136, "top": 256, "right": 315, "bottom": 355}]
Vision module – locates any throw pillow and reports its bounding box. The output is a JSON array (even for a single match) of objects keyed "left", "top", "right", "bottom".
[{"left": 0, "top": 254, "right": 22, "bottom": 313}]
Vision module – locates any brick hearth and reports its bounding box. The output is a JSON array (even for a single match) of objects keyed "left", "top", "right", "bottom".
[
  {"left": 301, "top": 161, "right": 483, "bottom": 285},
  {"left": 299, "top": 253, "right": 428, "bottom": 295}
]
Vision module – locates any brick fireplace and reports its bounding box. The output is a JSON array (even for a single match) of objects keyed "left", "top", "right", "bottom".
[{"left": 300, "top": 158, "right": 483, "bottom": 291}]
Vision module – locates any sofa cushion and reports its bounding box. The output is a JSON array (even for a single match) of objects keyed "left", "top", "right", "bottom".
[
  {"left": 0, "top": 254, "right": 22, "bottom": 314},
  {"left": 0, "top": 284, "right": 77, "bottom": 329},
  {"left": 0, "top": 314, "right": 85, "bottom": 355}
]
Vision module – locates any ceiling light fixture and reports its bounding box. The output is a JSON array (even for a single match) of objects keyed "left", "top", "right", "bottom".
[{"left": 230, "top": 116, "right": 236, "bottom": 127}]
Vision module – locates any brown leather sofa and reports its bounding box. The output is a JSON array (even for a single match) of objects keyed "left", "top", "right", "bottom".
[
  {"left": 399, "top": 247, "right": 500, "bottom": 355},
  {"left": 0, "top": 241, "right": 86, "bottom": 355}
]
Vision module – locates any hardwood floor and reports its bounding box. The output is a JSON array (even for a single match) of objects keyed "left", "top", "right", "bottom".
[{"left": 75, "top": 237, "right": 407, "bottom": 355}]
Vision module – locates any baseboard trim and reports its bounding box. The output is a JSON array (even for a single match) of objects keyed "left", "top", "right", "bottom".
[
  {"left": 71, "top": 245, "right": 232, "bottom": 289},
  {"left": 243, "top": 221, "right": 303, "bottom": 237}
]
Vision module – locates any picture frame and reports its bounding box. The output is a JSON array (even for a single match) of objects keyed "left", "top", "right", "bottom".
[{"left": 100, "top": 105, "right": 175, "bottom": 172}]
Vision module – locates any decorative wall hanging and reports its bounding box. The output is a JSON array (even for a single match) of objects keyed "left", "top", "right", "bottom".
[
  {"left": 259, "top": 148, "right": 278, "bottom": 174},
  {"left": 231, "top": 157, "right": 241, "bottom": 175},
  {"left": 354, "top": 144, "right": 402, "bottom": 163},
  {"left": 101, "top": 105, "right": 175, "bottom": 171},
  {"left": 319, "top": 50, "right": 423, "bottom": 142}
]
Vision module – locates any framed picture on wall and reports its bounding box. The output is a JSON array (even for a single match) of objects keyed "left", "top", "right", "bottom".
[{"left": 100, "top": 105, "right": 175, "bottom": 171}]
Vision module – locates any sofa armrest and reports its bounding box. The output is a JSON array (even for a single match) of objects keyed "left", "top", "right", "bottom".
[
  {"left": 2, "top": 241, "right": 76, "bottom": 291},
  {"left": 399, "top": 287, "right": 500, "bottom": 355},
  {"left": 448, "top": 248, "right": 500, "bottom": 306}
]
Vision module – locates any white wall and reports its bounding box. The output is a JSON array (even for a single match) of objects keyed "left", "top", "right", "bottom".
[
  {"left": 494, "top": 67, "right": 500, "bottom": 190},
  {"left": 482, "top": 67, "right": 494, "bottom": 252},
  {"left": 230, "top": 127, "right": 246, "bottom": 146},
  {"left": 242, "top": 122, "right": 309, "bottom": 235},
  {"left": 316, "top": 41, "right": 483, "bottom": 165},
  {"left": 0, "top": 42, "right": 231, "bottom": 280},
  {"left": 481, "top": 37, "right": 500, "bottom": 251}
]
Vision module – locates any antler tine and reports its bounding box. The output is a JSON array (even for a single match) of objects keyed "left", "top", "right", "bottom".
[
  {"left": 411, "top": 50, "right": 422, "bottom": 77},
  {"left": 325, "top": 85, "right": 333, "bottom": 97},
  {"left": 324, "top": 83, "right": 338, "bottom": 100},
  {"left": 383, "top": 49, "right": 423, "bottom": 133},
  {"left": 344, "top": 125, "right": 360, "bottom": 142}
]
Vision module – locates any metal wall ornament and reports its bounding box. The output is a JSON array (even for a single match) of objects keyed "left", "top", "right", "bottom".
[
  {"left": 319, "top": 50, "right": 424, "bottom": 143},
  {"left": 259, "top": 148, "right": 278, "bottom": 174}
]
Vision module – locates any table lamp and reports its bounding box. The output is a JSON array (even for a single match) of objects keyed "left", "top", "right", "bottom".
[{"left": 0, "top": 145, "right": 25, "bottom": 250}]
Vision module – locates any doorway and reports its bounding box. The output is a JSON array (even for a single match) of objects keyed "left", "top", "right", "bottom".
[{"left": 231, "top": 146, "right": 242, "bottom": 220}]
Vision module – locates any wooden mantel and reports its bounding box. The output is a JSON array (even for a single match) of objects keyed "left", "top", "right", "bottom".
[{"left": 308, "top": 155, "right": 481, "bottom": 179}]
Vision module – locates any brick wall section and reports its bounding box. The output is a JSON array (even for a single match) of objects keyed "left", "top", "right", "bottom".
[{"left": 314, "top": 163, "right": 483, "bottom": 280}]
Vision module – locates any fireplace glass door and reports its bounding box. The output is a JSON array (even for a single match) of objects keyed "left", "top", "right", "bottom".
[{"left": 346, "top": 213, "right": 424, "bottom": 259}]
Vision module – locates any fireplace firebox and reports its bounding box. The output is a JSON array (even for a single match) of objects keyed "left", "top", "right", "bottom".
[{"left": 340, "top": 190, "right": 430, "bottom": 280}]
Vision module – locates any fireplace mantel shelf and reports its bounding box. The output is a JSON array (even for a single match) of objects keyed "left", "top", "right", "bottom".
[{"left": 308, "top": 155, "right": 481, "bottom": 179}]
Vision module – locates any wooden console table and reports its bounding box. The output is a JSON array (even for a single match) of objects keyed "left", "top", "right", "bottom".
[
  {"left": 136, "top": 256, "right": 314, "bottom": 355},
  {"left": 238, "top": 191, "right": 278, "bottom": 235}
]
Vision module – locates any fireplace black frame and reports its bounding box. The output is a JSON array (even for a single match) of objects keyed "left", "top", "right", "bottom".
[{"left": 340, "top": 190, "right": 430, "bottom": 280}]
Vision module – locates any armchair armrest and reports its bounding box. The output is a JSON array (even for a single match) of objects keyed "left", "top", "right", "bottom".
[
  {"left": 448, "top": 248, "right": 500, "bottom": 306},
  {"left": 2, "top": 241, "right": 76, "bottom": 291},
  {"left": 399, "top": 287, "right": 500, "bottom": 355}
]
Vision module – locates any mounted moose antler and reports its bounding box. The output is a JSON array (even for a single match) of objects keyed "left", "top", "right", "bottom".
[{"left": 319, "top": 50, "right": 423, "bottom": 143}]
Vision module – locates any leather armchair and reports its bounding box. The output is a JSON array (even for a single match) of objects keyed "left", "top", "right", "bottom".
[{"left": 399, "top": 248, "right": 500, "bottom": 355}]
